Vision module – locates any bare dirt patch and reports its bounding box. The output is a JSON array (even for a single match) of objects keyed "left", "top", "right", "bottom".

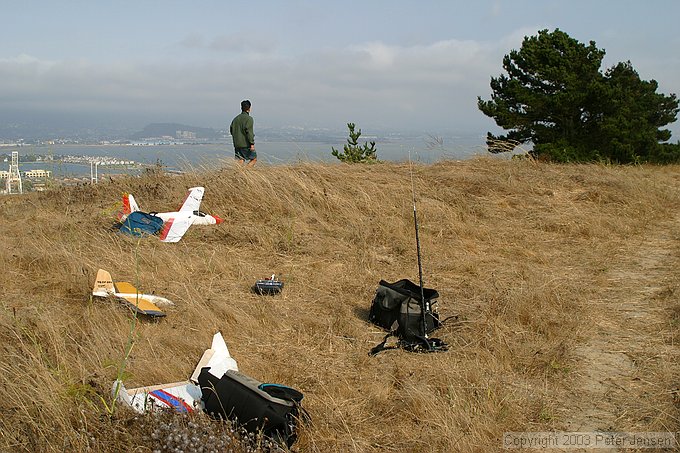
[{"left": 560, "top": 219, "right": 680, "bottom": 449}]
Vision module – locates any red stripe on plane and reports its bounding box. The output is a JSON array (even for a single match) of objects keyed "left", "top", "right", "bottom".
[
  {"left": 178, "top": 189, "right": 191, "bottom": 211},
  {"left": 159, "top": 219, "right": 174, "bottom": 241},
  {"left": 118, "top": 194, "right": 131, "bottom": 220}
]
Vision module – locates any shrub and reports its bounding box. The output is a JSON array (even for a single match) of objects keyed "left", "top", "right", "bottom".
[{"left": 331, "top": 123, "right": 378, "bottom": 163}]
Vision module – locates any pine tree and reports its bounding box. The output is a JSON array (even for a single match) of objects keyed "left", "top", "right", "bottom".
[
  {"left": 478, "top": 29, "right": 679, "bottom": 163},
  {"left": 332, "top": 123, "right": 378, "bottom": 163}
]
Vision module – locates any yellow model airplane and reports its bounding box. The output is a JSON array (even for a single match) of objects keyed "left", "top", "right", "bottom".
[{"left": 92, "top": 269, "right": 174, "bottom": 317}]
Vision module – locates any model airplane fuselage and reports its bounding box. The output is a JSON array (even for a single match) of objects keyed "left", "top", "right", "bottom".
[
  {"left": 113, "top": 331, "right": 238, "bottom": 413},
  {"left": 119, "top": 186, "right": 223, "bottom": 242}
]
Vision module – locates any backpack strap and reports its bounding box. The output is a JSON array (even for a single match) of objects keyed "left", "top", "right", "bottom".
[
  {"left": 295, "top": 402, "right": 312, "bottom": 426},
  {"left": 400, "top": 335, "right": 449, "bottom": 353},
  {"left": 370, "top": 332, "right": 449, "bottom": 355},
  {"left": 438, "top": 315, "right": 458, "bottom": 325},
  {"left": 369, "top": 332, "right": 400, "bottom": 356}
]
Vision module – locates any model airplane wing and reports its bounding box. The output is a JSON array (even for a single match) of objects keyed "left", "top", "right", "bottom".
[
  {"left": 178, "top": 187, "right": 204, "bottom": 212},
  {"left": 92, "top": 269, "right": 172, "bottom": 317},
  {"left": 113, "top": 332, "right": 238, "bottom": 414},
  {"left": 113, "top": 281, "right": 167, "bottom": 317},
  {"left": 158, "top": 214, "right": 194, "bottom": 243},
  {"left": 113, "top": 380, "right": 202, "bottom": 413}
]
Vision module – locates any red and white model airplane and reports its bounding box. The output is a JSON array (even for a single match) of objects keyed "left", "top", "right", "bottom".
[
  {"left": 119, "top": 186, "right": 223, "bottom": 243},
  {"left": 112, "top": 332, "right": 239, "bottom": 413}
]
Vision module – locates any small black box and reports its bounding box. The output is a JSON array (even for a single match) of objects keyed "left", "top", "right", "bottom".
[{"left": 253, "top": 278, "right": 284, "bottom": 295}]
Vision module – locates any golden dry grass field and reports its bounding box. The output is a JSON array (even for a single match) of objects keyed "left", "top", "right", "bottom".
[{"left": 1, "top": 158, "right": 680, "bottom": 452}]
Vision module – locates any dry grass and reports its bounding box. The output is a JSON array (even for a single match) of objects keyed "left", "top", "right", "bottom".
[{"left": 1, "top": 158, "right": 680, "bottom": 452}]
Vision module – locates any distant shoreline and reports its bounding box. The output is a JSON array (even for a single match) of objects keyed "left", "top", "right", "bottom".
[{"left": 1, "top": 140, "right": 490, "bottom": 173}]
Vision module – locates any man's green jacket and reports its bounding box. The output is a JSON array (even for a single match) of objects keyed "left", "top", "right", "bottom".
[{"left": 230, "top": 112, "right": 254, "bottom": 149}]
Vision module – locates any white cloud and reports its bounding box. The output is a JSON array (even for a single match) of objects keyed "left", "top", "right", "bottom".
[
  {"left": 177, "top": 33, "right": 206, "bottom": 49},
  {"left": 349, "top": 42, "right": 397, "bottom": 68},
  {"left": 0, "top": 37, "right": 509, "bottom": 132},
  {"left": 3, "top": 29, "right": 676, "bottom": 138},
  {"left": 177, "top": 33, "right": 277, "bottom": 55}
]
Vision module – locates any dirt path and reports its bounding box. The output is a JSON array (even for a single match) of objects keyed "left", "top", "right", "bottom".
[{"left": 559, "top": 220, "right": 680, "bottom": 451}]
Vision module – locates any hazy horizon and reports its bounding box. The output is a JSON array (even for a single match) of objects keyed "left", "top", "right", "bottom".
[{"left": 2, "top": 1, "right": 679, "bottom": 140}]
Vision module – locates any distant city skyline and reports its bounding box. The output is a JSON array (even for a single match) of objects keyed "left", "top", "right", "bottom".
[{"left": 2, "top": 1, "right": 679, "bottom": 140}]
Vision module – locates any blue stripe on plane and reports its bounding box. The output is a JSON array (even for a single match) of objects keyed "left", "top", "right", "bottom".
[{"left": 150, "top": 390, "right": 191, "bottom": 412}]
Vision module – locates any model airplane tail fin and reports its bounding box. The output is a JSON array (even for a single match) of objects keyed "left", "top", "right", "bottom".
[
  {"left": 118, "top": 193, "right": 140, "bottom": 221},
  {"left": 190, "top": 332, "right": 238, "bottom": 383},
  {"left": 93, "top": 269, "right": 116, "bottom": 296}
]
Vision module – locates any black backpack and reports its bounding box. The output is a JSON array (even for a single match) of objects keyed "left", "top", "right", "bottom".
[
  {"left": 198, "top": 368, "right": 305, "bottom": 447},
  {"left": 369, "top": 279, "right": 447, "bottom": 353}
]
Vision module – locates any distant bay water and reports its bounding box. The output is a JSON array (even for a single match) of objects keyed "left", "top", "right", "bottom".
[{"left": 9, "top": 136, "right": 490, "bottom": 178}]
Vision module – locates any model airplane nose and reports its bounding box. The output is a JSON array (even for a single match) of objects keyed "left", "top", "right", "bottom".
[{"left": 213, "top": 215, "right": 224, "bottom": 225}]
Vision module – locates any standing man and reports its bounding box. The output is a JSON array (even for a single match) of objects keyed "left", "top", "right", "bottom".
[{"left": 230, "top": 100, "right": 256, "bottom": 166}]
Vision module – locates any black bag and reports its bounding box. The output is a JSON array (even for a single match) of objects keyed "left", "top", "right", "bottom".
[
  {"left": 369, "top": 279, "right": 440, "bottom": 338},
  {"left": 198, "top": 368, "right": 303, "bottom": 447},
  {"left": 369, "top": 279, "right": 447, "bottom": 354}
]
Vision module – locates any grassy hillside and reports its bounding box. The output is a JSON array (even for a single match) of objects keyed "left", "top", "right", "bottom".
[{"left": 1, "top": 158, "right": 679, "bottom": 452}]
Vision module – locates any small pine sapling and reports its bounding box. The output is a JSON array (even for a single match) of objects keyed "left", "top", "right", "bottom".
[{"left": 332, "top": 123, "right": 378, "bottom": 163}]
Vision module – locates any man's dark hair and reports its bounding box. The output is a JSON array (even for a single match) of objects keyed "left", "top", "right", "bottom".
[{"left": 241, "top": 100, "right": 251, "bottom": 111}]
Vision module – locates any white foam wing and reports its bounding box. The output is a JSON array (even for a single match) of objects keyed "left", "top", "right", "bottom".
[
  {"left": 113, "top": 380, "right": 202, "bottom": 414},
  {"left": 159, "top": 214, "right": 194, "bottom": 243},
  {"left": 179, "top": 187, "right": 204, "bottom": 212}
]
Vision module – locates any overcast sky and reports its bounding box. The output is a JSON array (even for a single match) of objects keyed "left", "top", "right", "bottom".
[{"left": 2, "top": 0, "right": 679, "bottom": 138}]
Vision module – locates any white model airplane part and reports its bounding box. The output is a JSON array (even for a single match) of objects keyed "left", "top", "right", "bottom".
[
  {"left": 190, "top": 329, "right": 239, "bottom": 383},
  {"left": 113, "top": 332, "right": 238, "bottom": 414},
  {"left": 119, "top": 187, "right": 223, "bottom": 243},
  {"left": 113, "top": 380, "right": 203, "bottom": 413},
  {"left": 92, "top": 269, "right": 174, "bottom": 318},
  {"left": 118, "top": 193, "right": 140, "bottom": 221}
]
